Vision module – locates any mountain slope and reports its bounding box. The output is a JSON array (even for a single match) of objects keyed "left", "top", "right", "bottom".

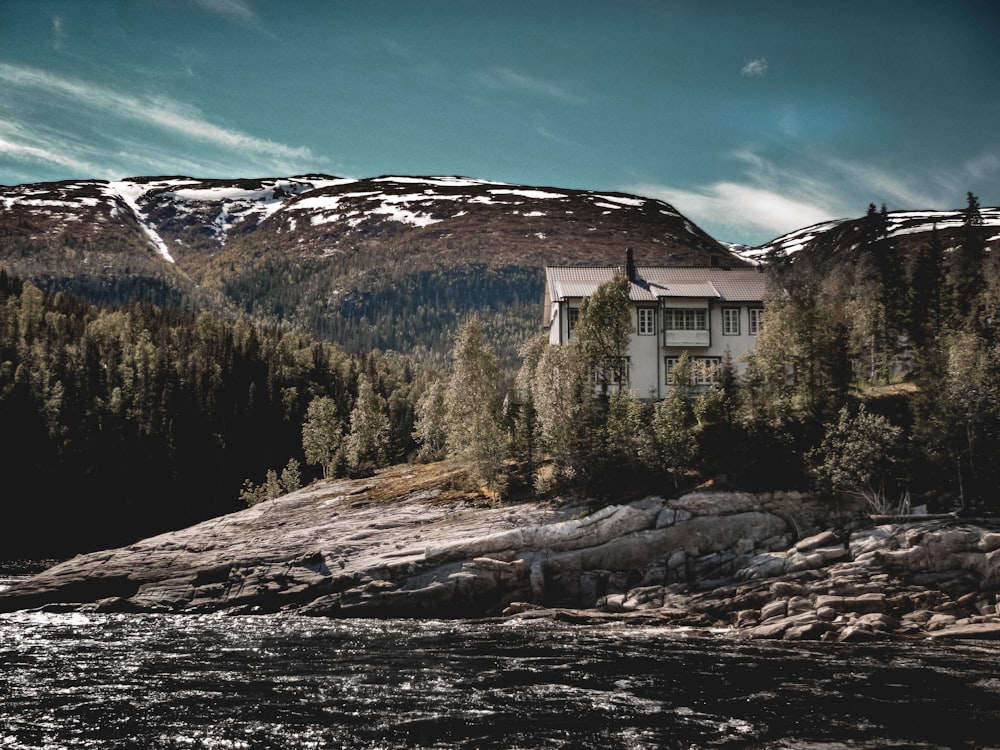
[
  {"left": 0, "top": 175, "right": 740, "bottom": 360},
  {"left": 732, "top": 207, "right": 1000, "bottom": 265}
]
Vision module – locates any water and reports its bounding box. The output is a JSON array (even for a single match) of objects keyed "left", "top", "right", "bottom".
[{"left": 3, "top": 574, "right": 1000, "bottom": 749}]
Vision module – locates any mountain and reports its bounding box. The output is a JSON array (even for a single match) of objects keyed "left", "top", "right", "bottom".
[
  {"left": 0, "top": 175, "right": 739, "bottom": 361},
  {"left": 731, "top": 207, "right": 1000, "bottom": 266}
]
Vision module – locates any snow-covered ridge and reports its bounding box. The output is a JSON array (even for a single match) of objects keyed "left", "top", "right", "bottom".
[
  {"left": 734, "top": 207, "right": 1000, "bottom": 264},
  {"left": 0, "top": 174, "right": 711, "bottom": 261},
  {"left": 735, "top": 219, "right": 848, "bottom": 264}
]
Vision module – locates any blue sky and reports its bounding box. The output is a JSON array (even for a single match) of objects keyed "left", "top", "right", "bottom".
[{"left": 1, "top": 0, "right": 997, "bottom": 245}]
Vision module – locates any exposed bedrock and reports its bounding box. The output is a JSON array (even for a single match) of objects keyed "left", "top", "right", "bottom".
[{"left": 3, "top": 463, "right": 1000, "bottom": 640}]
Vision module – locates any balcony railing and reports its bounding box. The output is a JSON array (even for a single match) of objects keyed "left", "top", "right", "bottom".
[{"left": 663, "top": 330, "right": 710, "bottom": 347}]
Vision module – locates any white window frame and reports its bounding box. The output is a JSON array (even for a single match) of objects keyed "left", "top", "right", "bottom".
[
  {"left": 722, "top": 307, "right": 740, "bottom": 336},
  {"left": 749, "top": 307, "right": 763, "bottom": 335},
  {"left": 664, "top": 356, "right": 679, "bottom": 385},
  {"left": 567, "top": 307, "right": 580, "bottom": 338},
  {"left": 594, "top": 356, "right": 630, "bottom": 386},
  {"left": 665, "top": 356, "right": 721, "bottom": 386},
  {"left": 663, "top": 308, "right": 707, "bottom": 331},
  {"left": 637, "top": 307, "right": 656, "bottom": 336},
  {"left": 693, "top": 357, "right": 722, "bottom": 386}
]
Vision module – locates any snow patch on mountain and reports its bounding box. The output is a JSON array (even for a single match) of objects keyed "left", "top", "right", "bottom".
[
  {"left": 737, "top": 219, "right": 847, "bottom": 263},
  {"left": 733, "top": 207, "right": 1000, "bottom": 264},
  {"left": 488, "top": 188, "right": 569, "bottom": 200},
  {"left": 594, "top": 194, "right": 646, "bottom": 208},
  {"left": 108, "top": 180, "right": 183, "bottom": 263}
]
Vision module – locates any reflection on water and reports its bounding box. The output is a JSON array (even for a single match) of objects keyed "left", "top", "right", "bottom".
[{"left": 1, "top": 581, "right": 1000, "bottom": 749}]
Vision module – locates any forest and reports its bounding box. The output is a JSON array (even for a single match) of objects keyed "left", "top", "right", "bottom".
[
  {"left": 1, "top": 193, "right": 997, "bottom": 557},
  {"left": 0, "top": 272, "right": 431, "bottom": 556}
]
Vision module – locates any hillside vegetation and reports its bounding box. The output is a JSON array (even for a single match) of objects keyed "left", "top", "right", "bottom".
[{"left": 2, "top": 176, "right": 1000, "bottom": 557}]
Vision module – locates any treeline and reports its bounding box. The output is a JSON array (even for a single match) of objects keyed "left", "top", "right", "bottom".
[
  {"left": 416, "top": 194, "right": 1000, "bottom": 513},
  {"left": 0, "top": 272, "right": 429, "bottom": 556}
]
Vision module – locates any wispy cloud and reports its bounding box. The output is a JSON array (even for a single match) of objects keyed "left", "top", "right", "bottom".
[
  {"left": 0, "top": 126, "right": 99, "bottom": 174},
  {"left": 626, "top": 149, "right": 850, "bottom": 243},
  {"left": 0, "top": 63, "right": 318, "bottom": 176},
  {"left": 741, "top": 58, "right": 768, "bottom": 77},
  {"left": 819, "top": 157, "right": 931, "bottom": 209},
  {"left": 624, "top": 145, "right": 985, "bottom": 245},
  {"left": 963, "top": 150, "right": 1000, "bottom": 181},
  {"left": 190, "top": 0, "right": 259, "bottom": 27},
  {"left": 630, "top": 180, "right": 835, "bottom": 242},
  {"left": 474, "top": 68, "right": 588, "bottom": 105}
]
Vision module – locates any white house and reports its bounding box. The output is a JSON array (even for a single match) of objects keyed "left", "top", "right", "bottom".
[{"left": 544, "top": 250, "right": 767, "bottom": 399}]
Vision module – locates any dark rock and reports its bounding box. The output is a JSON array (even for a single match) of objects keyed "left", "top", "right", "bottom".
[{"left": 928, "top": 622, "right": 1000, "bottom": 640}]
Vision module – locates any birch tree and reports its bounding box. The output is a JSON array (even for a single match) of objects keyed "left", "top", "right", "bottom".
[{"left": 444, "top": 317, "right": 505, "bottom": 493}]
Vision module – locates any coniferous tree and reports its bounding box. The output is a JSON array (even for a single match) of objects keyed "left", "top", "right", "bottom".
[
  {"left": 908, "top": 226, "right": 946, "bottom": 349},
  {"left": 947, "top": 192, "right": 986, "bottom": 324},
  {"left": 651, "top": 354, "right": 698, "bottom": 487}
]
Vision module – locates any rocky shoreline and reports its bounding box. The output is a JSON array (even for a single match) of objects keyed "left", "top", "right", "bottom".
[{"left": 3, "top": 462, "right": 1000, "bottom": 642}]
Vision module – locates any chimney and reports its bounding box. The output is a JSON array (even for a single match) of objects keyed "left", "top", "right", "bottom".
[{"left": 625, "top": 247, "right": 636, "bottom": 282}]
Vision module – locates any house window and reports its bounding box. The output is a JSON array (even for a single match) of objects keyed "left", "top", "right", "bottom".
[
  {"left": 637, "top": 307, "right": 656, "bottom": 335},
  {"left": 663, "top": 308, "right": 707, "bottom": 331},
  {"left": 749, "top": 307, "right": 763, "bottom": 335},
  {"left": 664, "top": 356, "right": 721, "bottom": 386},
  {"left": 594, "top": 357, "right": 630, "bottom": 386},
  {"left": 693, "top": 357, "right": 721, "bottom": 386},
  {"left": 567, "top": 307, "right": 580, "bottom": 338},
  {"left": 722, "top": 308, "right": 740, "bottom": 335},
  {"left": 664, "top": 356, "right": 679, "bottom": 385}
]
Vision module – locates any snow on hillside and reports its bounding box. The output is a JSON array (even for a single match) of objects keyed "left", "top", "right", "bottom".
[
  {"left": 108, "top": 179, "right": 194, "bottom": 263},
  {"left": 733, "top": 219, "right": 847, "bottom": 264},
  {"left": 734, "top": 207, "right": 1000, "bottom": 264},
  {"left": 0, "top": 174, "right": 719, "bottom": 262}
]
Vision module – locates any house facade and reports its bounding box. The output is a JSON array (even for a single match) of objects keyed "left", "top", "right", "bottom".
[{"left": 544, "top": 251, "right": 767, "bottom": 399}]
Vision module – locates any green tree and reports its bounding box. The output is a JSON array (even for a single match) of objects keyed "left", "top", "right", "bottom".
[
  {"left": 813, "top": 404, "right": 907, "bottom": 514},
  {"left": 302, "top": 395, "right": 344, "bottom": 478},
  {"left": 908, "top": 225, "right": 946, "bottom": 348},
  {"left": 574, "top": 273, "right": 632, "bottom": 393},
  {"left": 914, "top": 331, "right": 1000, "bottom": 510},
  {"left": 280, "top": 458, "right": 302, "bottom": 494},
  {"left": 443, "top": 317, "right": 506, "bottom": 494},
  {"left": 694, "top": 353, "right": 746, "bottom": 478},
  {"left": 651, "top": 354, "right": 699, "bottom": 487},
  {"left": 528, "top": 341, "right": 594, "bottom": 484},
  {"left": 604, "top": 389, "right": 649, "bottom": 471},
  {"left": 947, "top": 192, "right": 986, "bottom": 324},
  {"left": 412, "top": 379, "right": 448, "bottom": 460},
  {"left": 743, "top": 268, "right": 848, "bottom": 423},
  {"left": 239, "top": 468, "right": 281, "bottom": 506},
  {"left": 345, "top": 374, "right": 391, "bottom": 474}
]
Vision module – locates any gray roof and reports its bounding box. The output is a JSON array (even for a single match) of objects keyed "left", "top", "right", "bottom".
[{"left": 545, "top": 266, "right": 767, "bottom": 304}]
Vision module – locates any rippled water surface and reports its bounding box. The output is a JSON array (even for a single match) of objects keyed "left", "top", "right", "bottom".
[{"left": 3, "top": 574, "right": 1000, "bottom": 749}]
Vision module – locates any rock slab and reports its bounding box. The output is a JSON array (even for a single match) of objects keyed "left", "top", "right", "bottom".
[{"left": 4, "top": 463, "right": 1000, "bottom": 641}]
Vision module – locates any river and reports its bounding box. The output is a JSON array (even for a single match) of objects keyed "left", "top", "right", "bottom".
[{"left": 2, "top": 573, "right": 999, "bottom": 749}]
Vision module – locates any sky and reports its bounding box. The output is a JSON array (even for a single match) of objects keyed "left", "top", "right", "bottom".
[{"left": 1, "top": 1, "right": 998, "bottom": 246}]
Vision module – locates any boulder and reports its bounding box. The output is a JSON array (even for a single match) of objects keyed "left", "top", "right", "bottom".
[{"left": 929, "top": 622, "right": 1000, "bottom": 640}]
